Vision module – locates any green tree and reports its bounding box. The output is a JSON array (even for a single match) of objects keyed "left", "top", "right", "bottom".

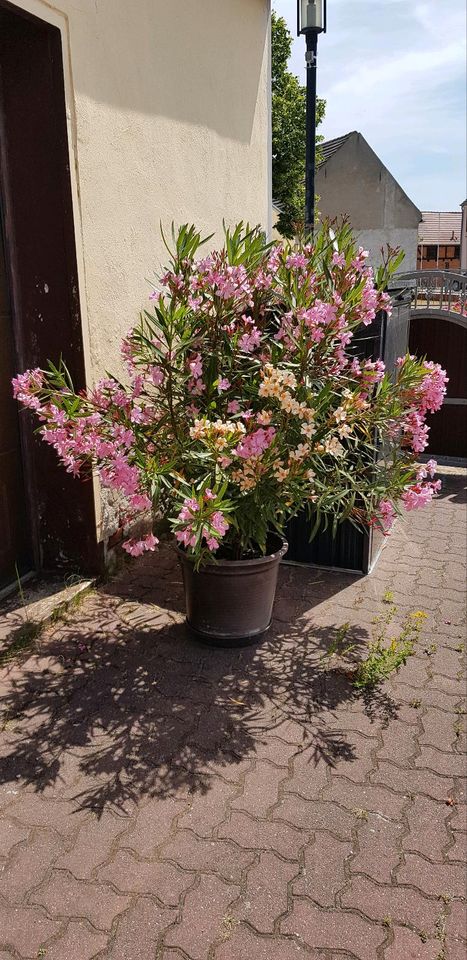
[{"left": 272, "top": 11, "right": 326, "bottom": 238}]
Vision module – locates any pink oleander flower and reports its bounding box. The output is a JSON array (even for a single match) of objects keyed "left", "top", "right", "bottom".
[
  {"left": 227, "top": 400, "right": 240, "bottom": 414},
  {"left": 122, "top": 533, "right": 159, "bottom": 557},
  {"left": 285, "top": 253, "right": 308, "bottom": 270},
  {"left": 217, "top": 378, "right": 231, "bottom": 392},
  {"left": 150, "top": 366, "right": 164, "bottom": 387},
  {"left": 188, "top": 354, "right": 203, "bottom": 379},
  {"left": 378, "top": 499, "right": 396, "bottom": 531},
  {"left": 239, "top": 327, "right": 261, "bottom": 353},
  {"left": 332, "top": 252, "right": 346, "bottom": 267},
  {"left": 418, "top": 362, "right": 448, "bottom": 414},
  {"left": 130, "top": 493, "right": 152, "bottom": 511},
  {"left": 402, "top": 480, "right": 441, "bottom": 511},
  {"left": 417, "top": 459, "right": 437, "bottom": 481},
  {"left": 235, "top": 427, "right": 275, "bottom": 459},
  {"left": 188, "top": 378, "right": 205, "bottom": 396},
  {"left": 211, "top": 511, "right": 229, "bottom": 537}
]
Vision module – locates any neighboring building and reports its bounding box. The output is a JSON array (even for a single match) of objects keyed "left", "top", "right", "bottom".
[
  {"left": 315, "top": 131, "right": 421, "bottom": 271},
  {"left": 417, "top": 211, "right": 462, "bottom": 271},
  {"left": 0, "top": 0, "right": 271, "bottom": 591},
  {"left": 460, "top": 200, "right": 467, "bottom": 273}
]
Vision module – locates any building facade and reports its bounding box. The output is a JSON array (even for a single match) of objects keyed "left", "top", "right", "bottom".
[
  {"left": 0, "top": 0, "right": 272, "bottom": 591},
  {"left": 315, "top": 131, "right": 421, "bottom": 272},
  {"left": 417, "top": 211, "right": 462, "bottom": 271}
]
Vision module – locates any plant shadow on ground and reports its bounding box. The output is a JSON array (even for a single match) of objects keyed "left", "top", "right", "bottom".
[
  {"left": 0, "top": 548, "right": 399, "bottom": 818},
  {"left": 433, "top": 471, "right": 466, "bottom": 506}
]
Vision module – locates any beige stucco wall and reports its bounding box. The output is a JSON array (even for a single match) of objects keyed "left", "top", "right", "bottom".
[{"left": 11, "top": 0, "right": 272, "bottom": 380}]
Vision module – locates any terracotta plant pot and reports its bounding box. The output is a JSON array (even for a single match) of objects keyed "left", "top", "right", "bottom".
[{"left": 176, "top": 535, "right": 288, "bottom": 647}]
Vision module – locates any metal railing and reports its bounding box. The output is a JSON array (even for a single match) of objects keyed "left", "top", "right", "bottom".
[{"left": 389, "top": 270, "right": 467, "bottom": 322}]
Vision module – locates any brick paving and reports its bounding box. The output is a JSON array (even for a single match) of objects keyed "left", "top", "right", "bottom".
[{"left": 0, "top": 470, "right": 465, "bottom": 960}]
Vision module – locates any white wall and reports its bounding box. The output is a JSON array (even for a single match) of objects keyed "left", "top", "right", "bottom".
[{"left": 356, "top": 229, "right": 418, "bottom": 273}]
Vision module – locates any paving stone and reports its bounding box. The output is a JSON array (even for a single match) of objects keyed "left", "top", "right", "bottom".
[
  {"left": 282, "top": 748, "right": 330, "bottom": 800},
  {"left": 447, "top": 830, "right": 467, "bottom": 862},
  {"left": 119, "top": 796, "right": 188, "bottom": 856},
  {"left": 164, "top": 873, "right": 239, "bottom": 959},
  {"left": 341, "top": 875, "right": 440, "bottom": 933},
  {"left": 274, "top": 796, "right": 355, "bottom": 839},
  {"left": 230, "top": 761, "right": 288, "bottom": 818},
  {"left": 107, "top": 898, "right": 177, "bottom": 960},
  {"left": 402, "top": 795, "right": 452, "bottom": 860},
  {"left": 177, "top": 778, "right": 238, "bottom": 836},
  {"left": 384, "top": 925, "right": 442, "bottom": 959},
  {"left": 377, "top": 721, "right": 418, "bottom": 763},
  {"left": 31, "top": 870, "right": 131, "bottom": 930},
  {"left": 415, "top": 746, "right": 466, "bottom": 777},
  {"left": 293, "top": 832, "right": 351, "bottom": 905},
  {"left": 0, "top": 903, "right": 62, "bottom": 957},
  {"left": 351, "top": 814, "right": 404, "bottom": 883},
  {"left": 372, "top": 761, "right": 453, "bottom": 801},
  {"left": 214, "top": 923, "right": 322, "bottom": 959},
  {"left": 446, "top": 899, "right": 467, "bottom": 943},
  {"left": 250, "top": 735, "right": 301, "bottom": 767},
  {"left": 0, "top": 819, "right": 29, "bottom": 857},
  {"left": 42, "top": 920, "right": 109, "bottom": 960},
  {"left": 282, "top": 899, "right": 385, "bottom": 960},
  {"left": 55, "top": 811, "right": 126, "bottom": 878},
  {"left": 218, "top": 810, "right": 305, "bottom": 860},
  {"left": 233, "top": 851, "right": 298, "bottom": 932},
  {"left": 1, "top": 828, "right": 64, "bottom": 901},
  {"left": 97, "top": 848, "right": 193, "bottom": 904},
  {"left": 397, "top": 852, "right": 466, "bottom": 899},
  {"left": 322, "top": 777, "right": 407, "bottom": 821},
  {"left": 3, "top": 795, "right": 82, "bottom": 835},
  {"left": 160, "top": 830, "right": 254, "bottom": 883},
  {"left": 445, "top": 938, "right": 467, "bottom": 960}
]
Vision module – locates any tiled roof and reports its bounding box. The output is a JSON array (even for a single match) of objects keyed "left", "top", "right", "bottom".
[
  {"left": 318, "top": 132, "right": 354, "bottom": 166},
  {"left": 418, "top": 211, "right": 462, "bottom": 244}
]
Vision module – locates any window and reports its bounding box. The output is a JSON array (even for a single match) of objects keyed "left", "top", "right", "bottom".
[
  {"left": 426, "top": 245, "right": 437, "bottom": 260},
  {"left": 454, "top": 245, "right": 460, "bottom": 258}
]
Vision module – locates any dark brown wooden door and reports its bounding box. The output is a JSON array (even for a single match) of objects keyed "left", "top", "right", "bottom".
[
  {"left": 409, "top": 314, "right": 467, "bottom": 458},
  {"left": 0, "top": 204, "right": 32, "bottom": 588},
  {"left": 0, "top": 2, "right": 100, "bottom": 581}
]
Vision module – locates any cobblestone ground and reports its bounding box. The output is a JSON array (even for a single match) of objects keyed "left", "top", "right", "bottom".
[{"left": 0, "top": 471, "right": 465, "bottom": 960}]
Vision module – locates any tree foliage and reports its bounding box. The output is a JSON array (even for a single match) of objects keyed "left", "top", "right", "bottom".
[{"left": 272, "top": 12, "right": 326, "bottom": 238}]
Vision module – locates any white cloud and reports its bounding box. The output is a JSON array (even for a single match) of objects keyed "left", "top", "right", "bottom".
[{"left": 272, "top": 0, "right": 467, "bottom": 209}]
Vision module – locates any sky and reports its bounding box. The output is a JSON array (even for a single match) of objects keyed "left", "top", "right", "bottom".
[{"left": 272, "top": 0, "right": 467, "bottom": 212}]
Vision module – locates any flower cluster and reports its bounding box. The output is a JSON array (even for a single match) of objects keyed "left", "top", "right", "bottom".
[{"left": 12, "top": 221, "right": 447, "bottom": 564}]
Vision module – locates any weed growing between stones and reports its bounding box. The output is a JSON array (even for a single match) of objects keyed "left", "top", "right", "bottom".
[{"left": 353, "top": 605, "right": 427, "bottom": 690}]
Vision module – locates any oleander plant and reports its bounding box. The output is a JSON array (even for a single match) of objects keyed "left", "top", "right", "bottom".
[{"left": 13, "top": 222, "right": 447, "bottom": 567}]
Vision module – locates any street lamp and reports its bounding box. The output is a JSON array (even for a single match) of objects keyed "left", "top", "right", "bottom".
[{"left": 297, "top": 0, "right": 327, "bottom": 237}]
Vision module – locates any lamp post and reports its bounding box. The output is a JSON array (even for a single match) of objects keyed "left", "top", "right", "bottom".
[{"left": 297, "top": 0, "right": 326, "bottom": 237}]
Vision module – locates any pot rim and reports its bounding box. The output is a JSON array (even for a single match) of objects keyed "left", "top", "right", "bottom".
[{"left": 175, "top": 535, "right": 288, "bottom": 570}]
